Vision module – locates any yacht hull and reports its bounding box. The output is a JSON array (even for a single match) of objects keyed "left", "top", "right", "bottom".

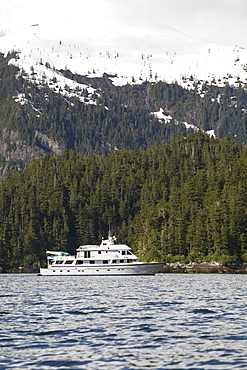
[{"left": 39, "top": 262, "right": 164, "bottom": 276}]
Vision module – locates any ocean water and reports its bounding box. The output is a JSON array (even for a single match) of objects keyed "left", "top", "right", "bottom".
[{"left": 1, "top": 274, "right": 247, "bottom": 369}]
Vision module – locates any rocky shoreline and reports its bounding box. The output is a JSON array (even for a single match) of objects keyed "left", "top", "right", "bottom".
[
  {"left": 159, "top": 261, "right": 247, "bottom": 274},
  {"left": 0, "top": 266, "right": 39, "bottom": 273}
]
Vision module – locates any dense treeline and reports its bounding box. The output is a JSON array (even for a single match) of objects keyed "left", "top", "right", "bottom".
[{"left": 1, "top": 131, "right": 247, "bottom": 269}]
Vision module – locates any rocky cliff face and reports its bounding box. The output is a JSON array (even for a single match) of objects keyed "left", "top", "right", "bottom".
[
  {"left": 34, "top": 130, "right": 64, "bottom": 156},
  {"left": 0, "top": 128, "right": 64, "bottom": 177}
]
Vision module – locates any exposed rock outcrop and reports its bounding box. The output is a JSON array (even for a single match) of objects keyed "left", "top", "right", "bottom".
[
  {"left": 0, "top": 128, "right": 64, "bottom": 177},
  {"left": 160, "top": 261, "right": 247, "bottom": 274}
]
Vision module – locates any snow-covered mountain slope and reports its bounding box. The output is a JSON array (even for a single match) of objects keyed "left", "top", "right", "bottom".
[{"left": 0, "top": 0, "right": 247, "bottom": 89}]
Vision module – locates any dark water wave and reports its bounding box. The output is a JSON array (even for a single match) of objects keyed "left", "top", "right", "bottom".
[{"left": 1, "top": 274, "right": 247, "bottom": 369}]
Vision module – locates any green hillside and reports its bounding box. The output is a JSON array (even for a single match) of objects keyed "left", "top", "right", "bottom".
[
  {"left": 1, "top": 52, "right": 247, "bottom": 176},
  {"left": 1, "top": 132, "right": 247, "bottom": 269}
]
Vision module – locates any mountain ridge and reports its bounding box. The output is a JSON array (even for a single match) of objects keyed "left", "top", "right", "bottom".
[
  {"left": 0, "top": 2, "right": 247, "bottom": 176},
  {"left": 1, "top": 0, "right": 247, "bottom": 87},
  {"left": 0, "top": 49, "right": 247, "bottom": 178}
]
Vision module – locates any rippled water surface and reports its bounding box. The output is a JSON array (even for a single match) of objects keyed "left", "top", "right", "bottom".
[{"left": 1, "top": 274, "right": 247, "bottom": 369}]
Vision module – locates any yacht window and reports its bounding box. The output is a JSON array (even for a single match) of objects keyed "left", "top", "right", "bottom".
[
  {"left": 121, "top": 251, "right": 126, "bottom": 255},
  {"left": 98, "top": 251, "right": 101, "bottom": 254},
  {"left": 84, "top": 251, "right": 91, "bottom": 258},
  {"left": 127, "top": 251, "right": 132, "bottom": 255},
  {"left": 90, "top": 260, "right": 95, "bottom": 264},
  {"left": 56, "top": 261, "right": 64, "bottom": 264},
  {"left": 76, "top": 260, "right": 84, "bottom": 264},
  {"left": 65, "top": 261, "right": 73, "bottom": 264},
  {"left": 112, "top": 260, "right": 117, "bottom": 263},
  {"left": 103, "top": 260, "right": 108, "bottom": 264},
  {"left": 120, "top": 260, "right": 124, "bottom": 263}
]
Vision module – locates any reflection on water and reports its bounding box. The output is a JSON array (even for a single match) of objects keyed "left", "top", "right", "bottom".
[{"left": 1, "top": 274, "right": 247, "bottom": 369}]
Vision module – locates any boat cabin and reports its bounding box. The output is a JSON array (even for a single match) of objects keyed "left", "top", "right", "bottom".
[{"left": 46, "top": 235, "right": 138, "bottom": 266}]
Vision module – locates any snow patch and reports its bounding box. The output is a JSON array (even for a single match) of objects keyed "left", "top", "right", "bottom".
[
  {"left": 151, "top": 108, "right": 172, "bottom": 123},
  {"left": 0, "top": 4, "right": 247, "bottom": 90}
]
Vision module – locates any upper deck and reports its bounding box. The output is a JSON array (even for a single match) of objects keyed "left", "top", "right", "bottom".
[{"left": 46, "top": 235, "right": 138, "bottom": 266}]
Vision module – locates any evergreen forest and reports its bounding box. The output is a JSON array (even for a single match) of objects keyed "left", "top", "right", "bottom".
[
  {"left": 2, "top": 52, "right": 247, "bottom": 270},
  {"left": 1, "top": 132, "right": 247, "bottom": 269}
]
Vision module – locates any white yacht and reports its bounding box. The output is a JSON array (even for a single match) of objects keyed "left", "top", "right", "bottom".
[{"left": 39, "top": 235, "right": 164, "bottom": 275}]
